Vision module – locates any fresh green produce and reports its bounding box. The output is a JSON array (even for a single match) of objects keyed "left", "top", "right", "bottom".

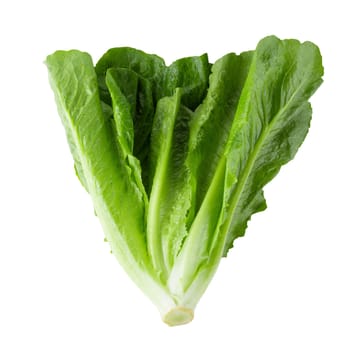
[{"left": 46, "top": 36, "right": 323, "bottom": 326}]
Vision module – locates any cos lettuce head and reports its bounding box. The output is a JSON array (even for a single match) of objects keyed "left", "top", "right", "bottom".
[{"left": 46, "top": 36, "right": 323, "bottom": 326}]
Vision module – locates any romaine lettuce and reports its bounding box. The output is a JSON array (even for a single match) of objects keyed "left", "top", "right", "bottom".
[{"left": 46, "top": 36, "right": 323, "bottom": 326}]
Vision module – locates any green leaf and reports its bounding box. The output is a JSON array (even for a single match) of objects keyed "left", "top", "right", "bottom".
[
  {"left": 159, "top": 54, "right": 210, "bottom": 110},
  {"left": 167, "top": 51, "right": 254, "bottom": 298},
  {"left": 147, "top": 88, "right": 197, "bottom": 281},
  {"left": 46, "top": 50, "right": 147, "bottom": 259},
  {"left": 221, "top": 36, "right": 324, "bottom": 255},
  {"left": 187, "top": 51, "right": 253, "bottom": 216},
  {"left": 46, "top": 51, "right": 174, "bottom": 311},
  {"left": 95, "top": 47, "right": 165, "bottom": 105},
  {"left": 105, "top": 67, "right": 149, "bottom": 217},
  {"left": 169, "top": 36, "right": 323, "bottom": 305},
  {"left": 105, "top": 68, "right": 137, "bottom": 155}
]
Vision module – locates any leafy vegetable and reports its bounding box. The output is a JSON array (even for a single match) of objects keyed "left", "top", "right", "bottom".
[{"left": 46, "top": 36, "right": 323, "bottom": 326}]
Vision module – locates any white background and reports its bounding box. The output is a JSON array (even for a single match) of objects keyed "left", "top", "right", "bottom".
[{"left": 1, "top": 0, "right": 349, "bottom": 349}]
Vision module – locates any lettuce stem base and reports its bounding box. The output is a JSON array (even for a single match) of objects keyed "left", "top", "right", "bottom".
[{"left": 162, "top": 306, "right": 194, "bottom": 326}]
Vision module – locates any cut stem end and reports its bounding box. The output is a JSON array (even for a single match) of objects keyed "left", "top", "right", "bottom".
[{"left": 162, "top": 307, "right": 194, "bottom": 326}]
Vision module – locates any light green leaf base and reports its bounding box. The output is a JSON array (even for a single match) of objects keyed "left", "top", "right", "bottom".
[{"left": 162, "top": 306, "right": 194, "bottom": 326}]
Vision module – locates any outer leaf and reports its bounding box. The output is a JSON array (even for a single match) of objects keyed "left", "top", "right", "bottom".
[
  {"left": 222, "top": 36, "right": 324, "bottom": 255},
  {"left": 46, "top": 51, "right": 174, "bottom": 314}
]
